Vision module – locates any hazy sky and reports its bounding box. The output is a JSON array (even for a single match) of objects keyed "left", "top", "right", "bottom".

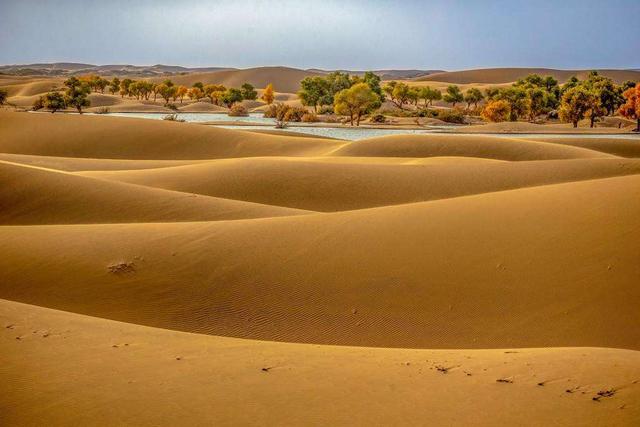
[{"left": 1, "top": 0, "right": 638, "bottom": 70}]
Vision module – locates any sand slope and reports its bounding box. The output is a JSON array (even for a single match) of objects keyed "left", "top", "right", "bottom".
[
  {"left": 2, "top": 299, "right": 638, "bottom": 427},
  {"left": 333, "top": 134, "right": 615, "bottom": 160},
  {"left": 0, "top": 112, "right": 341, "bottom": 159},
  {"left": 79, "top": 157, "right": 640, "bottom": 211},
  {"left": 1, "top": 175, "right": 638, "bottom": 349},
  {"left": 0, "top": 160, "right": 308, "bottom": 224}
]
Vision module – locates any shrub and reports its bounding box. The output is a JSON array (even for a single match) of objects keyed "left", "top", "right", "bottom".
[
  {"left": 228, "top": 104, "right": 249, "bottom": 116},
  {"left": 369, "top": 113, "right": 386, "bottom": 123},
  {"left": 324, "top": 115, "right": 339, "bottom": 123},
  {"left": 167, "top": 103, "right": 178, "bottom": 111},
  {"left": 301, "top": 112, "right": 319, "bottom": 122},
  {"left": 32, "top": 96, "right": 45, "bottom": 111},
  {"left": 263, "top": 104, "right": 278, "bottom": 118},
  {"left": 94, "top": 106, "right": 110, "bottom": 114},
  {"left": 437, "top": 109, "right": 465, "bottom": 124},
  {"left": 481, "top": 100, "right": 511, "bottom": 122},
  {"left": 162, "top": 114, "right": 185, "bottom": 122},
  {"left": 284, "top": 106, "right": 308, "bottom": 122},
  {"left": 318, "top": 105, "right": 335, "bottom": 115}
]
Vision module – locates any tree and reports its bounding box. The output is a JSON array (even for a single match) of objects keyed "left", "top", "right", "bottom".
[
  {"left": 120, "top": 78, "right": 133, "bottom": 98},
  {"left": 221, "top": 88, "right": 243, "bottom": 107},
  {"left": 94, "top": 77, "right": 109, "bottom": 94},
  {"left": 484, "top": 87, "right": 500, "bottom": 101},
  {"left": 362, "top": 71, "right": 384, "bottom": 107},
  {"left": 203, "top": 84, "right": 225, "bottom": 105},
  {"left": 526, "top": 87, "right": 547, "bottom": 121},
  {"left": 240, "top": 83, "right": 257, "bottom": 101},
  {"left": 176, "top": 85, "right": 188, "bottom": 103},
  {"left": 481, "top": 100, "right": 511, "bottom": 122},
  {"left": 419, "top": 86, "right": 441, "bottom": 107},
  {"left": 192, "top": 82, "right": 204, "bottom": 91},
  {"left": 162, "top": 79, "right": 174, "bottom": 87},
  {"left": 582, "top": 71, "right": 624, "bottom": 116},
  {"left": 618, "top": 85, "right": 639, "bottom": 131},
  {"left": 383, "top": 81, "right": 411, "bottom": 110},
  {"left": 261, "top": 83, "right": 275, "bottom": 105},
  {"left": 464, "top": 88, "right": 484, "bottom": 109},
  {"left": 43, "top": 91, "right": 66, "bottom": 113},
  {"left": 333, "top": 83, "right": 379, "bottom": 126},
  {"left": 494, "top": 87, "right": 529, "bottom": 121},
  {"left": 63, "top": 77, "right": 91, "bottom": 113},
  {"left": 0, "top": 88, "right": 7, "bottom": 105},
  {"left": 188, "top": 87, "right": 203, "bottom": 101},
  {"left": 443, "top": 85, "right": 463, "bottom": 107},
  {"left": 559, "top": 86, "right": 593, "bottom": 128},
  {"left": 109, "top": 77, "right": 120, "bottom": 95},
  {"left": 156, "top": 84, "right": 175, "bottom": 105},
  {"left": 298, "top": 76, "right": 330, "bottom": 112},
  {"left": 407, "top": 88, "right": 420, "bottom": 106}
]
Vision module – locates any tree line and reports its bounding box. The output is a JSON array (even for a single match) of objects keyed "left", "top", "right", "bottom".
[{"left": 32, "top": 74, "right": 267, "bottom": 113}]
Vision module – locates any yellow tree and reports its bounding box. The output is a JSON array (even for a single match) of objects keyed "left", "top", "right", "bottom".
[
  {"left": 619, "top": 84, "right": 639, "bottom": 131},
  {"left": 261, "top": 83, "right": 275, "bottom": 105},
  {"left": 188, "top": 87, "right": 203, "bottom": 101},
  {"left": 481, "top": 100, "right": 511, "bottom": 122},
  {"left": 334, "top": 83, "right": 379, "bottom": 126},
  {"left": 176, "top": 85, "right": 188, "bottom": 103}
]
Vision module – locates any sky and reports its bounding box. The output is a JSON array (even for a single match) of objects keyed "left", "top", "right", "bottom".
[{"left": 1, "top": 0, "right": 639, "bottom": 70}]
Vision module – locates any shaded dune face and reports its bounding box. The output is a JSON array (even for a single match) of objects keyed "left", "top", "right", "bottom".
[{"left": 1, "top": 111, "right": 640, "bottom": 425}]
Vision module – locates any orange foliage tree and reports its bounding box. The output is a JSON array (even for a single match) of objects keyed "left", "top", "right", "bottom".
[
  {"left": 261, "top": 83, "right": 275, "bottom": 105},
  {"left": 481, "top": 100, "right": 511, "bottom": 122},
  {"left": 618, "top": 84, "right": 639, "bottom": 131}
]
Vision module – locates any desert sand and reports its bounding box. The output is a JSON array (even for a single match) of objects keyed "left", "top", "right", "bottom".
[{"left": 1, "top": 110, "right": 639, "bottom": 425}]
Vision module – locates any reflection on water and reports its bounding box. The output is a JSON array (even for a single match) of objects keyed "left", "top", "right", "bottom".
[{"left": 93, "top": 112, "right": 640, "bottom": 141}]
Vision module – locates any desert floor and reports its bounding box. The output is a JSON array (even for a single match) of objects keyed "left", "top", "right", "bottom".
[{"left": 1, "top": 110, "right": 639, "bottom": 426}]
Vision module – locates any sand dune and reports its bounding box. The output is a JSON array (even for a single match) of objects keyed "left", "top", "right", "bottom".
[
  {"left": 1, "top": 175, "right": 638, "bottom": 349},
  {"left": 416, "top": 68, "right": 640, "bottom": 84},
  {"left": 152, "top": 66, "right": 324, "bottom": 93},
  {"left": 79, "top": 157, "right": 640, "bottom": 211},
  {"left": 2, "top": 109, "right": 639, "bottom": 425},
  {"left": 0, "top": 152, "right": 203, "bottom": 171},
  {"left": 0, "top": 112, "right": 341, "bottom": 159},
  {"left": 333, "top": 134, "right": 615, "bottom": 160},
  {"left": 0, "top": 160, "right": 308, "bottom": 224},
  {"left": 527, "top": 137, "right": 640, "bottom": 158},
  {"left": 2, "top": 299, "right": 639, "bottom": 426}
]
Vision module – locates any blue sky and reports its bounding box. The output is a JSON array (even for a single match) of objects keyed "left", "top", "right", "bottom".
[{"left": 1, "top": 0, "right": 638, "bottom": 70}]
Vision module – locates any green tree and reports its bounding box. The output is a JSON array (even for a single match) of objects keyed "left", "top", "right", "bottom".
[
  {"left": 221, "top": 88, "right": 243, "bottom": 107},
  {"left": 527, "top": 87, "right": 547, "bottom": 121},
  {"left": 298, "top": 76, "right": 330, "bottom": 112},
  {"left": 240, "top": 83, "right": 258, "bottom": 100},
  {"left": 418, "top": 86, "right": 441, "bottom": 107},
  {"left": 443, "top": 85, "right": 463, "bottom": 107},
  {"left": 119, "top": 78, "right": 133, "bottom": 97},
  {"left": 494, "top": 87, "right": 529, "bottom": 121},
  {"left": 334, "top": 83, "right": 379, "bottom": 126},
  {"left": 362, "top": 71, "right": 384, "bottom": 104},
  {"left": 109, "top": 77, "right": 120, "bottom": 95},
  {"left": 63, "top": 77, "right": 91, "bottom": 113},
  {"left": 44, "top": 91, "right": 66, "bottom": 113},
  {"left": 464, "top": 87, "right": 484, "bottom": 109},
  {"left": 383, "top": 81, "right": 412, "bottom": 110},
  {"left": 559, "top": 86, "right": 593, "bottom": 128}
]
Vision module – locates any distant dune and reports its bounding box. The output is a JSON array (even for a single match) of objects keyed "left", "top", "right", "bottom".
[
  {"left": 154, "top": 66, "right": 325, "bottom": 92},
  {"left": 416, "top": 68, "right": 640, "bottom": 84}
]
